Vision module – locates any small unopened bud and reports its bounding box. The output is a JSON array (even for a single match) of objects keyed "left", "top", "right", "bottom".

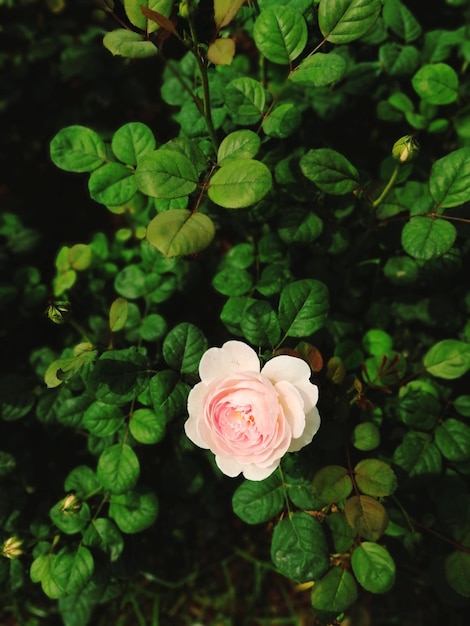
[
  {"left": 46, "top": 300, "right": 71, "bottom": 325},
  {"left": 2, "top": 536, "right": 23, "bottom": 559},
  {"left": 392, "top": 135, "right": 419, "bottom": 163},
  {"left": 61, "top": 493, "right": 82, "bottom": 514}
]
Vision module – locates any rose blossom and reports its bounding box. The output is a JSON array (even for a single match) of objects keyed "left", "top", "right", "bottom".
[{"left": 184, "top": 340, "right": 320, "bottom": 481}]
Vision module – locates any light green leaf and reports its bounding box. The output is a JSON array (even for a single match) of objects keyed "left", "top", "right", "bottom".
[
  {"left": 312, "top": 465, "right": 353, "bottom": 506},
  {"left": 318, "top": 0, "right": 381, "bottom": 44},
  {"left": 88, "top": 163, "right": 137, "bottom": 206},
  {"left": 429, "top": 147, "right": 470, "bottom": 209},
  {"left": 135, "top": 150, "right": 198, "bottom": 199},
  {"left": 208, "top": 159, "right": 272, "bottom": 209},
  {"left": 262, "top": 103, "right": 301, "bottom": 138},
  {"left": 225, "top": 77, "right": 267, "bottom": 125},
  {"left": 111, "top": 122, "right": 156, "bottom": 166},
  {"left": 401, "top": 217, "right": 456, "bottom": 260},
  {"left": 351, "top": 542, "right": 396, "bottom": 593},
  {"left": 146, "top": 209, "right": 215, "bottom": 257},
  {"left": 49, "top": 547, "right": 94, "bottom": 597},
  {"left": 217, "top": 130, "right": 261, "bottom": 165},
  {"left": 300, "top": 148, "right": 359, "bottom": 194},
  {"left": 423, "top": 339, "right": 470, "bottom": 379},
  {"left": 253, "top": 6, "right": 307, "bottom": 65},
  {"left": 103, "top": 29, "right": 158, "bottom": 58},
  {"left": 290, "top": 53, "right": 346, "bottom": 87},
  {"left": 129, "top": 408, "right": 166, "bottom": 444},
  {"left": 412, "top": 63, "right": 459, "bottom": 105},
  {"left": 82, "top": 402, "right": 124, "bottom": 438},
  {"left": 354, "top": 459, "right": 398, "bottom": 497},
  {"left": 109, "top": 297, "right": 129, "bottom": 332},
  {"left": 124, "top": 0, "right": 173, "bottom": 33},
  {"left": 351, "top": 422, "right": 380, "bottom": 451},
  {"left": 50, "top": 126, "right": 106, "bottom": 173},
  {"left": 97, "top": 443, "right": 140, "bottom": 495}
]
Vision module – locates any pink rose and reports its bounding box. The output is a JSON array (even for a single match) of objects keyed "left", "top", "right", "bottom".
[{"left": 184, "top": 340, "right": 320, "bottom": 481}]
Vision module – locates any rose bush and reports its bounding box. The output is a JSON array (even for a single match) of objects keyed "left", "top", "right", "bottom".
[{"left": 184, "top": 341, "right": 320, "bottom": 480}]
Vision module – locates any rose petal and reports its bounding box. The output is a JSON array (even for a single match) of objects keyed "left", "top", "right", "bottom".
[
  {"left": 215, "top": 455, "right": 243, "bottom": 478},
  {"left": 288, "top": 406, "right": 321, "bottom": 452},
  {"left": 242, "top": 460, "right": 280, "bottom": 481},
  {"left": 199, "top": 340, "right": 260, "bottom": 385},
  {"left": 274, "top": 380, "right": 306, "bottom": 438},
  {"left": 262, "top": 354, "right": 311, "bottom": 387}
]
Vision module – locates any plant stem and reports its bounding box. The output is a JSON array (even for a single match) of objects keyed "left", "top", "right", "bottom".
[{"left": 372, "top": 163, "right": 400, "bottom": 208}]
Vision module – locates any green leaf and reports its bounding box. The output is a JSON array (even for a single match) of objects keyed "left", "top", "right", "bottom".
[
  {"left": 82, "top": 402, "right": 124, "bottom": 437},
  {"left": 383, "top": 256, "right": 418, "bottom": 285},
  {"left": 253, "top": 6, "right": 307, "bottom": 65},
  {"left": 82, "top": 518, "right": 124, "bottom": 562},
  {"left": 114, "top": 265, "right": 147, "bottom": 299},
  {"left": 109, "top": 489, "right": 159, "bottom": 533},
  {"left": 262, "top": 103, "right": 301, "bottom": 138},
  {"left": 311, "top": 567, "right": 358, "bottom": 617},
  {"left": 351, "top": 422, "right": 380, "bottom": 451},
  {"left": 50, "top": 501, "right": 90, "bottom": 535},
  {"left": 327, "top": 513, "right": 356, "bottom": 552},
  {"left": 225, "top": 77, "right": 267, "bottom": 125},
  {"left": 318, "top": 0, "right": 381, "bottom": 44},
  {"left": 397, "top": 384, "right": 440, "bottom": 431},
  {"left": 0, "top": 452, "right": 16, "bottom": 477},
  {"left": 162, "top": 322, "right": 208, "bottom": 374},
  {"left": 208, "top": 159, "right": 272, "bottom": 209},
  {"left": 423, "top": 339, "right": 470, "bottom": 379},
  {"left": 435, "top": 419, "right": 470, "bottom": 462},
  {"left": 149, "top": 370, "right": 189, "bottom": 421},
  {"left": 0, "top": 375, "right": 35, "bottom": 421},
  {"left": 401, "top": 217, "right": 457, "bottom": 260},
  {"left": 87, "top": 349, "right": 149, "bottom": 404},
  {"left": 240, "top": 300, "right": 282, "bottom": 347},
  {"left": 88, "top": 163, "right": 137, "bottom": 206},
  {"left": 344, "top": 495, "right": 389, "bottom": 541},
  {"left": 393, "top": 431, "right": 442, "bottom": 476},
  {"left": 232, "top": 473, "right": 285, "bottom": 524},
  {"left": 64, "top": 466, "right": 100, "bottom": 498},
  {"left": 49, "top": 547, "right": 94, "bottom": 597},
  {"left": 129, "top": 408, "right": 166, "bottom": 444},
  {"left": 351, "top": 542, "right": 396, "bottom": 593},
  {"left": 290, "top": 53, "right": 346, "bottom": 87},
  {"left": 379, "top": 44, "right": 420, "bottom": 76},
  {"left": 124, "top": 0, "right": 172, "bottom": 33},
  {"left": 135, "top": 150, "right": 198, "bottom": 198},
  {"left": 455, "top": 395, "right": 470, "bottom": 417},
  {"left": 278, "top": 278, "right": 329, "bottom": 338},
  {"left": 139, "top": 313, "right": 168, "bottom": 341},
  {"left": 354, "top": 459, "right": 398, "bottom": 497},
  {"left": 382, "top": 0, "right": 422, "bottom": 43},
  {"left": 212, "top": 267, "right": 253, "bottom": 296},
  {"left": 109, "top": 297, "right": 128, "bottom": 332},
  {"left": 97, "top": 443, "right": 140, "bottom": 495},
  {"left": 217, "top": 130, "right": 261, "bottom": 166},
  {"left": 429, "top": 148, "right": 470, "bottom": 209},
  {"left": 312, "top": 465, "right": 353, "bottom": 505},
  {"left": 220, "top": 295, "right": 257, "bottom": 336},
  {"left": 111, "top": 122, "right": 156, "bottom": 166},
  {"left": 445, "top": 551, "right": 470, "bottom": 597},
  {"left": 50, "top": 126, "right": 106, "bottom": 173},
  {"left": 271, "top": 512, "right": 329, "bottom": 582},
  {"left": 300, "top": 148, "right": 359, "bottom": 195},
  {"left": 103, "top": 29, "right": 158, "bottom": 58},
  {"left": 146, "top": 209, "right": 215, "bottom": 257},
  {"left": 362, "top": 329, "right": 393, "bottom": 356},
  {"left": 412, "top": 63, "right": 459, "bottom": 105}
]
